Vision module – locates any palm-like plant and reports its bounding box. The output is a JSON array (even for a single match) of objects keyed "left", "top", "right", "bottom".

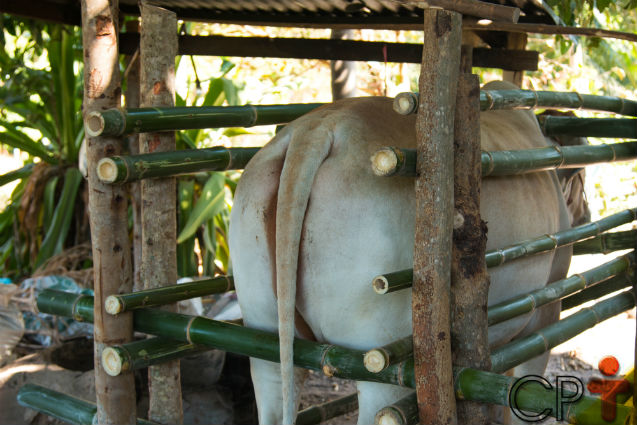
[{"left": 0, "top": 20, "right": 86, "bottom": 279}]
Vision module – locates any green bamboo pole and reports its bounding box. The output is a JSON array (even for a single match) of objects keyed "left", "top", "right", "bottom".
[
  {"left": 538, "top": 116, "right": 637, "bottom": 138},
  {"left": 393, "top": 90, "right": 637, "bottom": 116},
  {"left": 17, "top": 384, "right": 157, "bottom": 425},
  {"left": 376, "top": 368, "right": 631, "bottom": 425},
  {"left": 97, "top": 147, "right": 259, "bottom": 184},
  {"left": 371, "top": 142, "right": 637, "bottom": 177},
  {"left": 561, "top": 272, "right": 635, "bottom": 311},
  {"left": 374, "top": 208, "right": 637, "bottom": 294},
  {"left": 37, "top": 290, "right": 416, "bottom": 388},
  {"left": 491, "top": 289, "right": 636, "bottom": 374},
  {"left": 101, "top": 337, "right": 204, "bottom": 376},
  {"left": 487, "top": 252, "right": 633, "bottom": 326},
  {"left": 295, "top": 393, "right": 359, "bottom": 425},
  {"left": 573, "top": 230, "right": 637, "bottom": 255},
  {"left": 85, "top": 104, "right": 324, "bottom": 137},
  {"left": 363, "top": 335, "right": 413, "bottom": 372},
  {"left": 105, "top": 276, "right": 234, "bottom": 314}
]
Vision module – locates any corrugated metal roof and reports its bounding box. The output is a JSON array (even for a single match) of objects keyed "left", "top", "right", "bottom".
[{"left": 2, "top": 0, "right": 558, "bottom": 28}]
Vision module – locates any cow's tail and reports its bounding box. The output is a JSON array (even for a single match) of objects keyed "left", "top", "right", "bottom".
[{"left": 276, "top": 126, "right": 333, "bottom": 425}]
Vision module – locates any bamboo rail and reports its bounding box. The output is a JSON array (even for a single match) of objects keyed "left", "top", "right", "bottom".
[
  {"left": 393, "top": 90, "right": 637, "bottom": 116},
  {"left": 17, "top": 384, "right": 157, "bottom": 425},
  {"left": 97, "top": 147, "right": 259, "bottom": 184},
  {"left": 37, "top": 290, "right": 416, "bottom": 387},
  {"left": 371, "top": 142, "right": 637, "bottom": 177},
  {"left": 374, "top": 208, "right": 637, "bottom": 294},
  {"left": 364, "top": 335, "right": 413, "bottom": 373},
  {"left": 573, "top": 230, "right": 637, "bottom": 255},
  {"left": 18, "top": 383, "right": 346, "bottom": 425},
  {"left": 375, "top": 368, "right": 631, "bottom": 425},
  {"left": 105, "top": 276, "right": 234, "bottom": 314},
  {"left": 561, "top": 272, "right": 635, "bottom": 311},
  {"left": 487, "top": 252, "right": 634, "bottom": 326},
  {"left": 85, "top": 104, "right": 323, "bottom": 137},
  {"left": 538, "top": 116, "right": 637, "bottom": 138},
  {"left": 491, "top": 289, "right": 636, "bottom": 373}
]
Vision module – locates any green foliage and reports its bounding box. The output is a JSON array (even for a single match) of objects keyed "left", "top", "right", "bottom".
[{"left": 0, "top": 17, "right": 87, "bottom": 279}]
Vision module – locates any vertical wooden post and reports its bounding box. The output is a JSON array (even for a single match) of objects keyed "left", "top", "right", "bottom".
[
  {"left": 124, "top": 20, "right": 142, "bottom": 292},
  {"left": 80, "top": 1, "right": 136, "bottom": 424},
  {"left": 502, "top": 33, "right": 527, "bottom": 87},
  {"left": 413, "top": 8, "right": 461, "bottom": 425},
  {"left": 450, "top": 47, "right": 491, "bottom": 425},
  {"left": 139, "top": 3, "right": 182, "bottom": 424},
  {"left": 330, "top": 29, "right": 357, "bottom": 100}
]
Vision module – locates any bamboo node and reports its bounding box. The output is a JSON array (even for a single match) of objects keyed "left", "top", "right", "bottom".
[
  {"left": 102, "top": 347, "right": 126, "bottom": 376},
  {"left": 185, "top": 316, "right": 197, "bottom": 344},
  {"left": 97, "top": 158, "right": 119, "bottom": 183},
  {"left": 104, "top": 295, "right": 123, "bottom": 315},
  {"left": 393, "top": 92, "right": 418, "bottom": 115},
  {"left": 552, "top": 145, "right": 565, "bottom": 167},
  {"left": 372, "top": 275, "right": 390, "bottom": 294},
  {"left": 574, "top": 92, "right": 585, "bottom": 109},
  {"left": 364, "top": 349, "right": 388, "bottom": 373},
  {"left": 608, "top": 144, "right": 617, "bottom": 162},
  {"left": 370, "top": 147, "right": 401, "bottom": 177},
  {"left": 85, "top": 111, "right": 105, "bottom": 137}
]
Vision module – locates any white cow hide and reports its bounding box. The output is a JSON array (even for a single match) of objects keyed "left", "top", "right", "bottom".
[{"left": 228, "top": 81, "right": 572, "bottom": 425}]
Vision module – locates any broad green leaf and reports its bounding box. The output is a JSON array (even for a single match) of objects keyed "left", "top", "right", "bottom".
[
  {"left": 177, "top": 172, "right": 226, "bottom": 243},
  {"left": 177, "top": 179, "right": 198, "bottom": 277},
  {"left": 0, "top": 125, "right": 56, "bottom": 163},
  {"left": 0, "top": 163, "right": 34, "bottom": 187},
  {"left": 42, "top": 176, "right": 59, "bottom": 230},
  {"left": 222, "top": 78, "right": 239, "bottom": 106},
  {"left": 34, "top": 168, "right": 83, "bottom": 268},
  {"left": 222, "top": 127, "right": 252, "bottom": 138}
]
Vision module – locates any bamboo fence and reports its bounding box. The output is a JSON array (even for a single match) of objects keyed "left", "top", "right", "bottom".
[
  {"left": 393, "top": 90, "right": 637, "bottom": 116},
  {"left": 105, "top": 276, "right": 234, "bottom": 314},
  {"left": 371, "top": 142, "right": 637, "bottom": 177},
  {"left": 85, "top": 104, "right": 323, "bottom": 137},
  {"left": 97, "top": 147, "right": 259, "bottom": 183},
  {"left": 538, "top": 116, "right": 637, "bottom": 138},
  {"left": 374, "top": 208, "right": 637, "bottom": 294}
]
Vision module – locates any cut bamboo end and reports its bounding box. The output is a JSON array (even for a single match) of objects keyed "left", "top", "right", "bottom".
[
  {"left": 372, "top": 275, "right": 390, "bottom": 294},
  {"left": 85, "top": 111, "right": 105, "bottom": 137},
  {"left": 364, "top": 349, "right": 388, "bottom": 373},
  {"left": 102, "top": 347, "right": 126, "bottom": 376},
  {"left": 375, "top": 407, "right": 405, "bottom": 425},
  {"left": 393, "top": 92, "right": 418, "bottom": 115},
  {"left": 104, "top": 295, "right": 124, "bottom": 315},
  {"left": 97, "top": 158, "right": 119, "bottom": 184},
  {"left": 371, "top": 148, "right": 399, "bottom": 177}
]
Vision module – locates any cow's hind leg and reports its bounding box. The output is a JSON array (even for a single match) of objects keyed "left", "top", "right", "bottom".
[{"left": 356, "top": 382, "right": 413, "bottom": 425}]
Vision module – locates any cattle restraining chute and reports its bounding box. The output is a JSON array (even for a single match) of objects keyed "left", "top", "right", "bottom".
[{"left": 9, "top": 1, "right": 637, "bottom": 425}]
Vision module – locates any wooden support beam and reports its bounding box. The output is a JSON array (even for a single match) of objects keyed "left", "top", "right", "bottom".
[
  {"left": 139, "top": 3, "right": 182, "bottom": 424},
  {"left": 413, "top": 8, "right": 461, "bottom": 425},
  {"left": 80, "top": 1, "right": 136, "bottom": 424},
  {"left": 451, "top": 47, "right": 491, "bottom": 424},
  {"left": 118, "top": 33, "right": 539, "bottom": 71}
]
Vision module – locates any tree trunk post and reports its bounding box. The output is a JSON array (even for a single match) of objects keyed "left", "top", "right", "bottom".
[
  {"left": 124, "top": 19, "right": 142, "bottom": 292},
  {"left": 330, "top": 29, "right": 357, "bottom": 100},
  {"left": 80, "top": 1, "right": 136, "bottom": 424},
  {"left": 502, "top": 32, "right": 527, "bottom": 87},
  {"left": 412, "top": 8, "right": 461, "bottom": 425},
  {"left": 139, "top": 3, "right": 183, "bottom": 424},
  {"left": 451, "top": 46, "right": 491, "bottom": 424}
]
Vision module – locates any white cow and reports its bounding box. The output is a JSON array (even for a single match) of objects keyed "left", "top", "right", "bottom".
[{"left": 228, "top": 81, "right": 574, "bottom": 424}]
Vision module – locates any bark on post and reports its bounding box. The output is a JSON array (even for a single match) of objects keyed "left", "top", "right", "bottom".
[
  {"left": 412, "top": 8, "right": 461, "bottom": 425},
  {"left": 80, "top": 1, "right": 136, "bottom": 424},
  {"left": 139, "top": 4, "right": 182, "bottom": 424},
  {"left": 124, "top": 19, "right": 142, "bottom": 292},
  {"left": 330, "top": 29, "right": 357, "bottom": 100},
  {"left": 451, "top": 47, "right": 491, "bottom": 424}
]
